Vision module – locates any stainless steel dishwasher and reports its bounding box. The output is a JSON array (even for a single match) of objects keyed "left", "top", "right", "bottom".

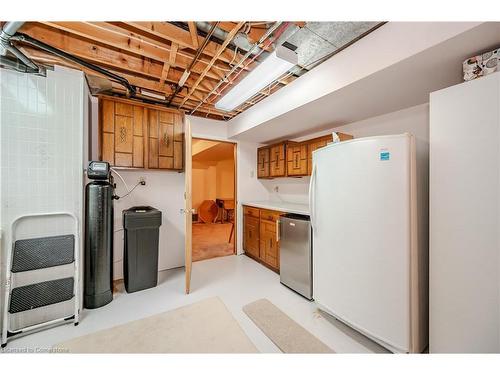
[{"left": 279, "top": 213, "right": 312, "bottom": 300}]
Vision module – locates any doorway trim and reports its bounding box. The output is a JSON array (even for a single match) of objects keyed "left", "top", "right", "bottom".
[{"left": 191, "top": 137, "right": 238, "bottom": 257}]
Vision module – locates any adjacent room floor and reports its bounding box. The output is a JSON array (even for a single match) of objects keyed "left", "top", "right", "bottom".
[
  {"left": 192, "top": 222, "right": 234, "bottom": 262},
  {"left": 3, "top": 255, "right": 388, "bottom": 353}
]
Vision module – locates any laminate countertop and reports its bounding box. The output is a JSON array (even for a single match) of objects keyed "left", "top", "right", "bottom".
[{"left": 241, "top": 201, "right": 310, "bottom": 216}]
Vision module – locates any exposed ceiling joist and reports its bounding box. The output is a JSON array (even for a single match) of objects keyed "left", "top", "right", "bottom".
[
  {"left": 188, "top": 22, "right": 199, "bottom": 49},
  {"left": 5, "top": 21, "right": 383, "bottom": 120},
  {"left": 37, "top": 22, "right": 229, "bottom": 81},
  {"left": 180, "top": 22, "right": 245, "bottom": 108},
  {"left": 159, "top": 42, "right": 178, "bottom": 91},
  {"left": 122, "top": 21, "right": 253, "bottom": 69}
]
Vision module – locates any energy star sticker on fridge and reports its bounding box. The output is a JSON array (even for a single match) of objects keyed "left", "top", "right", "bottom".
[{"left": 309, "top": 133, "right": 428, "bottom": 353}]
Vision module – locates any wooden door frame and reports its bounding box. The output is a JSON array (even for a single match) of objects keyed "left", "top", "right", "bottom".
[{"left": 191, "top": 137, "right": 238, "bottom": 256}]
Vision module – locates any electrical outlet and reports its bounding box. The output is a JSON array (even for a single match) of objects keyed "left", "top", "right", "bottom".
[
  {"left": 139, "top": 177, "right": 146, "bottom": 185},
  {"left": 250, "top": 170, "right": 254, "bottom": 178},
  {"left": 273, "top": 186, "right": 279, "bottom": 193}
]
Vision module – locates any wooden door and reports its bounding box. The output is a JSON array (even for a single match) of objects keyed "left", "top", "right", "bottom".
[
  {"left": 243, "top": 215, "right": 260, "bottom": 259},
  {"left": 148, "top": 109, "right": 184, "bottom": 170},
  {"left": 184, "top": 117, "right": 192, "bottom": 294},
  {"left": 287, "top": 143, "right": 308, "bottom": 176},
  {"left": 257, "top": 147, "right": 270, "bottom": 178},
  {"left": 269, "top": 143, "right": 286, "bottom": 177},
  {"left": 100, "top": 98, "right": 146, "bottom": 167}
]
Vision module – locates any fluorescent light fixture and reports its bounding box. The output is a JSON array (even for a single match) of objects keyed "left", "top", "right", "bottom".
[
  {"left": 139, "top": 88, "right": 165, "bottom": 100},
  {"left": 215, "top": 45, "right": 298, "bottom": 112},
  {"left": 178, "top": 70, "right": 191, "bottom": 87}
]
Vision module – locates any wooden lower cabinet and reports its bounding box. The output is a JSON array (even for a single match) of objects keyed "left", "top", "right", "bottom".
[
  {"left": 243, "top": 205, "right": 281, "bottom": 273},
  {"left": 243, "top": 215, "right": 260, "bottom": 259},
  {"left": 260, "top": 219, "right": 279, "bottom": 270}
]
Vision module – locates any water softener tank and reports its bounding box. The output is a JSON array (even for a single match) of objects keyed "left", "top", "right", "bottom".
[{"left": 84, "top": 161, "right": 114, "bottom": 309}]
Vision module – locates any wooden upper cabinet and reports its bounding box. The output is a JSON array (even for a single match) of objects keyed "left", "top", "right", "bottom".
[
  {"left": 257, "top": 147, "right": 270, "bottom": 178},
  {"left": 286, "top": 142, "right": 308, "bottom": 176},
  {"left": 100, "top": 98, "right": 146, "bottom": 168},
  {"left": 269, "top": 142, "right": 286, "bottom": 177},
  {"left": 99, "top": 96, "right": 184, "bottom": 171},
  {"left": 148, "top": 109, "right": 184, "bottom": 170}
]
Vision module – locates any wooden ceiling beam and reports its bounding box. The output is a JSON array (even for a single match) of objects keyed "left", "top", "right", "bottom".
[
  {"left": 187, "top": 22, "right": 199, "bottom": 49},
  {"left": 180, "top": 22, "right": 245, "bottom": 108},
  {"left": 21, "top": 44, "right": 215, "bottom": 100},
  {"left": 124, "top": 22, "right": 196, "bottom": 49},
  {"left": 19, "top": 24, "right": 221, "bottom": 96},
  {"left": 21, "top": 48, "right": 176, "bottom": 96},
  {"left": 218, "top": 22, "right": 268, "bottom": 45},
  {"left": 20, "top": 48, "right": 226, "bottom": 120},
  {"left": 159, "top": 42, "right": 178, "bottom": 91},
  {"left": 33, "top": 22, "right": 226, "bottom": 81},
  {"left": 122, "top": 21, "right": 254, "bottom": 69}
]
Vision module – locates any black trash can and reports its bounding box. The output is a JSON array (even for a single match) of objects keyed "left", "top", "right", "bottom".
[{"left": 123, "top": 206, "right": 162, "bottom": 293}]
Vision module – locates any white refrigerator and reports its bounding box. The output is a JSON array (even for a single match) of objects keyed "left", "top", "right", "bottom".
[{"left": 309, "top": 133, "right": 428, "bottom": 353}]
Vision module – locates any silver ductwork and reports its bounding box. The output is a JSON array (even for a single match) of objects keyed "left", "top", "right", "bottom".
[
  {"left": 0, "top": 21, "right": 25, "bottom": 55},
  {"left": 0, "top": 21, "right": 40, "bottom": 73},
  {"left": 195, "top": 21, "right": 266, "bottom": 57}
]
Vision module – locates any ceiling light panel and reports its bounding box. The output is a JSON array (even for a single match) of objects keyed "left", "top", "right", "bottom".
[{"left": 215, "top": 45, "right": 298, "bottom": 112}]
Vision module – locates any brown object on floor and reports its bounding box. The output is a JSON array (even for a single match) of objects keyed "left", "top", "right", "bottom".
[
  {"left": 56, "top": 297, "right": 257, "bottom": 353},
  {"left": 243, "top": 299, "right": 334, "bottom": 353},
  {"left": 198, "top": 200, "right": 218, "bottom": 223},
  {"left": 192, "top": 223, "right": 235, "bottom": 262}
]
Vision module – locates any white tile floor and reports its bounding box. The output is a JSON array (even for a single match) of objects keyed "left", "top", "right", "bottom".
[{"left": 3, "top": 255, "right": 388, "bottom": 353}]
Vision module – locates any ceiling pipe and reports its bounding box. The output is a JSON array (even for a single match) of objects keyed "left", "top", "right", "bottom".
[
  {"left": 0, "top": 55, "right": 38, "bottom": 74},
  {"left": 12, "top": 33, "right": 136, "bottom": 96},
  {"left": 195, "top": 21, "right": 265, "bottom": 57},
  {"left": 167, "top": 22, "right": 219, "bottom": 106},
  {"left": 0, "top": 21, "right": 25, "bottom": 55},
  {"left": 0, "top": 21, "right": 40, "bottom": 73}
]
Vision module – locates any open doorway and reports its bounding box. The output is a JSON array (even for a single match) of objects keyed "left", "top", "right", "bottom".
[{"left": 191, "top": 138, "right": 236, "bottom": 262}]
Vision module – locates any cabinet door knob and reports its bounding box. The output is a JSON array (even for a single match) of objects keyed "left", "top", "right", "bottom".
[{"left": 163, "top": 133, "right": 169, "bottom": 146}]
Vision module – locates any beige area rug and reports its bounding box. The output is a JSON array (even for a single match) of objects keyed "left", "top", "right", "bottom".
[
  {"left": 192, "top": 223, "right": 235, "bottom": 262},
  {"left": 243, "top": 299, "right": 334, "bottom": 353},
  {"left": 56, "top": 297, "right": 257, "bottom": 353}
]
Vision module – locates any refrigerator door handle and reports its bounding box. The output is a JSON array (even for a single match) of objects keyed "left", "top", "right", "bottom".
[{"left": 308, "top": 164, "right": 316, "bottom": 230}]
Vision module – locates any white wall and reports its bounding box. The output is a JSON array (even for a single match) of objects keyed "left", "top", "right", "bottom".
[
  {"left": 188, "top": 115, "right": 228, "bottom": 140},
  {"left": 89, "top": 100, "right": 186, "bottom": 280},
  {"left": 235, "top": 141, "right": 269, "bottom": 254},
  {"left": 1, "top": 66, "right": 86, "bottom": 330},
  {"left": 227, "top": 22, "right": 479, "bottom": 138},
  {"left": 111, "top": 169, "right": 185, "bottom": 280}
]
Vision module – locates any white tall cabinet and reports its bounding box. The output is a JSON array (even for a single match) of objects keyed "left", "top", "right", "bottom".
[{"left": 430, "top": 72, "right": 500, "bottom": 353}]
